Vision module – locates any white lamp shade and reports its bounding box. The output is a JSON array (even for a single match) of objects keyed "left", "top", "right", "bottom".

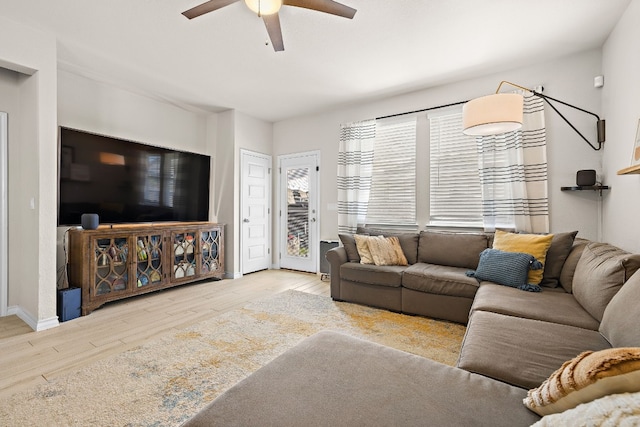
[
  {"left": 462, "top": 93, "right": 524, "bottom": 136},
  {"left": 244, "top": 0, "right": 283, "bottom": 15}
]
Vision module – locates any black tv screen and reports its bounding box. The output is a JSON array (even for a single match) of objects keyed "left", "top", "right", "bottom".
[{"left": 58, "top": 127, "right": 210, "bottom": 226}]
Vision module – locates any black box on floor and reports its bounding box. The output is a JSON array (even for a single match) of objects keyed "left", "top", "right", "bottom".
[
  {"left": 320, "top": 240, "right": 339, "bottom": 278},
  {"left": 57, "top": 287, "right": 81, "bottom": 322}
]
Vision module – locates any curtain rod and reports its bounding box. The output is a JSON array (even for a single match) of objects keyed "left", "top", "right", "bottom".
[{"left": 375, "top": 100, "right": 469, "bottom": 121}]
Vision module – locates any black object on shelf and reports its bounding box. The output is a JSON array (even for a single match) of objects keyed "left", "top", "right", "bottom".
[{"left": 576, "top": 169, "right": 597, "bottom": 186}]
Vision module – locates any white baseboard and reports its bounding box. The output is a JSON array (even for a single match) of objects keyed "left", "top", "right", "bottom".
[
  {"left": 7, "top": 305, "right": 59, "bottom": 331},
  {"left": 224, "top": 271, "right": 242, "bottom": 279}
]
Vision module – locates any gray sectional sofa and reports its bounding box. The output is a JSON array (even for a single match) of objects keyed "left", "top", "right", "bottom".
[
  {"left": 183, "top": 229, "right": 640, "bottom": 426},
  {"left": 327, "top": 229, "right": 585, "bottom": 325},
  {"left": 328, "top": 229, "right": 640, "bottom": 389}
]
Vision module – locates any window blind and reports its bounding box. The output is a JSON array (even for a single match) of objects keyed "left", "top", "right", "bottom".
[
  {"left": 429, "top": 109, "right": 483, "bottom": 227},
  {"left": 365, "top": 117, "right": 417, "bottom": 226}
]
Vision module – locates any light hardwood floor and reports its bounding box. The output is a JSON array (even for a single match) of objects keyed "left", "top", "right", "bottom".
[{"left": 0, "top": 269, "right": 328, "bottom": 398}]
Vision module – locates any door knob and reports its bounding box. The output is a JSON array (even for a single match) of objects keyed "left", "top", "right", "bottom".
[
  {"left": 243, "top": 218, "right": 250, "bottom": 223},
  {"left": 310, "top": 218, "right": 316, "bottom": 222}
]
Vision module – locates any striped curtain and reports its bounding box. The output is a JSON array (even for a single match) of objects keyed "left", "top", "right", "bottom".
[
  {"left": 337, "top": 120, "right": 376, "bottom": 234},
  {"left": 477, "top": 94, "right": 549, "bottom": 233}
]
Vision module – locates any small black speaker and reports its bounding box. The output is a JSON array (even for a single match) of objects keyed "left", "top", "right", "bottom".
[
  {"left": 81, "top": 213, "right": 99, "bottom": 230},
  {"left": 576, "top": 169, "right": 596, "bottom": 187}
]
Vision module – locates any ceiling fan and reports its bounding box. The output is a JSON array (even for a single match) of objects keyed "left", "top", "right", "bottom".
[{"left": 182, "top": 0, "right": 357, "bottom": 52}]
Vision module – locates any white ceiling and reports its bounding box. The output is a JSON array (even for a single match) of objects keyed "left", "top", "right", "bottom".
[{"left": 1, "top": 0, "right": 632, "bottom": 122}]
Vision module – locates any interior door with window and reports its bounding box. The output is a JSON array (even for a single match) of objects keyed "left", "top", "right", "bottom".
[{"left": 279, "top": 152, "right": 319, "bottom": 273}]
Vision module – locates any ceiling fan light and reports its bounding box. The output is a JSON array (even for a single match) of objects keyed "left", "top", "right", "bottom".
[{"left": 244, "top": 0, "right": 283, "bottom": 16}]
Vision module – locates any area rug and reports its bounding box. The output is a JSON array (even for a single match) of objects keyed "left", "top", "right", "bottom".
[{"left": 0, "top": 290, "right": 466, "bottom": 426}]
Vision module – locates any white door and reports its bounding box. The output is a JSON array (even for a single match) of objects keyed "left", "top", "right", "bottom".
[
  {"left": 241, "top": 150, "right": 272, "bottom": 274},
  {"left": 279, "top": 152, "right": 319, "bottom": 273}
]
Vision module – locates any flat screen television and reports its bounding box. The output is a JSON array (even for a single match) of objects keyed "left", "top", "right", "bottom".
[{"left": 58, "top": 127, "right": 211, "bottom": 226}]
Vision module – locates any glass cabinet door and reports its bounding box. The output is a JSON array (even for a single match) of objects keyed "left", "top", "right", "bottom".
[
  {"left": 93, "top": 236, "right": 129, "bottom": 296},
  {"left": 200, "top": 228, "right": 221, "bottom": 275},
  {"left": 172, "top": 231, "right": 197, "bottom": 280},
  {"left": 134, "top": 233, "right": 164, "bottom": 288}
]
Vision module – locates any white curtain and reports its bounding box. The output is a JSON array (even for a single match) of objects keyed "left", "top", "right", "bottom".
[
  {"left": 337, "top": 120, "right": 375, "bottom": 234},
  {"left": 477, "top": 94, "right": 549, "bottom": 233}
]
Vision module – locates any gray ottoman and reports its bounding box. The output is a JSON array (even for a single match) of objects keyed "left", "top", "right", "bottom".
[{"left": 182, "top": 330, "right": 540, "bottom": 426}]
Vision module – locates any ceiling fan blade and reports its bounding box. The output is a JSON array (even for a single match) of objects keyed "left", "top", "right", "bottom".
[
  {"left": 263, "top": 14, "right": 285, "bottom": 52},
  {"left": 283, "top": 0, "right": 356, "bottom": 19},
  {"left": 182, "top": 0, "right": 240, "bottom": 19}
]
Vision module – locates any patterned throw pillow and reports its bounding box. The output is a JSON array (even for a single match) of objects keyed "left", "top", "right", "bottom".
[
  {"left": 366, "top": 236, "right": 408, "bottom": 266},
  {"left": 524, "top": 348, "right": 640, "bottom": 417},
  {"left": 493, "top": 230, "right": 554, "bottom": 285},
  {"left": 466, "top": 248, "right": 543, "bottom": 291}
]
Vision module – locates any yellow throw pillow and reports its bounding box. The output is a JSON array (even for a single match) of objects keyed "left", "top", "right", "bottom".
[
  {"left": 493, "top": 230, "right": 554, "bottom": 285},
  {"left": 367, "top": 236, "right": 408, "bottom": 266},
  {"left": 354, "top": 234, "right": 375, "bottom": 264},
  {"left": 523, "top": 347, "right": 640, "bottom": 416}
]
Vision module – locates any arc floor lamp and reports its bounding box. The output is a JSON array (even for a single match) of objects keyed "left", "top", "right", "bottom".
[{"left": 462, "top": 81, "right": 605, "bottom": 151}]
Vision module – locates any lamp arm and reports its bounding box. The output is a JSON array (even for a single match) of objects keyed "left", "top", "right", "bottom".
[
  {"left": 531, "top": 91, "right": 599, "bottom": 120},
  {"left": 496, "top": 81, "right": 605, "bottom": 151},
  {"left": 535, "top": 94, "right": 603, "bottom": 151}
]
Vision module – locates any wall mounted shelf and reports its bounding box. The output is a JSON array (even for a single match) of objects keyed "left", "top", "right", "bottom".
[
  {"left": 617, "top": 164, "right": 640, "bottom": 175},
  {"left": 561, "top": 185, "right": 609, "bottom": 195},
  {"left": 560, "top": 185, "right": 610, "bottom": 191}
]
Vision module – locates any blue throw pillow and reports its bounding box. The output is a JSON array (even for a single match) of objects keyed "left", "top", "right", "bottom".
[{"left": 466, "top": 248, "right": 543, "bottom": 292}]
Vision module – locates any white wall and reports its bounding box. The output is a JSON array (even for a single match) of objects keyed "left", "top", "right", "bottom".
[
  {"left": 0, "top": 16, "right": 58, "bottom": 330},
  {"left": 214, "top": 110, "right": 237, "bottom": 276},
  {"left": 274, "top": 50, "right": 606, "bottom": 243},
  {"left": 58, "top": 70, "right": 210, "bottom": 155},
  {"left": 214, "top": 111, "right": 273, "bottom": 277},
  {"left": 601, "top": 0, "right": 640, "bottom": 253}
]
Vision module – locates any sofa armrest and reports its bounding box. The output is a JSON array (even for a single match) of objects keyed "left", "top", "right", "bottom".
[{"left": 326, "top": 246, "right": 348, "bottom": 300}]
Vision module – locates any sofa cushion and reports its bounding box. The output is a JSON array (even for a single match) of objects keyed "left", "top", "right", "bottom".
[
  {"left": 183, "top": 331, "right": 541, "bottom": 427},
  {"left": 457, "top": 311, "right": 611, "bottom": 389},
  {"left": 559, "top": 238, "right": 589, "bottom": 293},
  {"left": 357, "top": 227, "right": 419, "bottom": 265},
  {"left": 471, "top": 283, "right": 600, "bottom": 330},
  {"left": 367, "top": 236, "right": 408, "bottom": 266},
  {"left": 600, "top": 269, "right": 640, "bottom": 347},
  {"left": 403, "top": 263, "right": 480, "bottom": 299},
  {"left": 523, "top": 347, "right": 640, "bottom": 416},
  {"left": 418, "top": 231, "right": 488, "bottom": 269},
  {"left": 572, "top": 242, "right": 640, "bottom": 322},
  {"left": 492, "top": 230, "right": 554, "bottom": 286},
  {"left": 467, "top": 248, "right": 543, "bottom": 291},
  {"left": 340, "top": 263, "right": 405, "bottom": 287},
  {"left": 540, "top": 231, "right": 578, "bottom": 288},
  {"left": 338, "top": 233, "right": 360, "bottom": 263}
]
